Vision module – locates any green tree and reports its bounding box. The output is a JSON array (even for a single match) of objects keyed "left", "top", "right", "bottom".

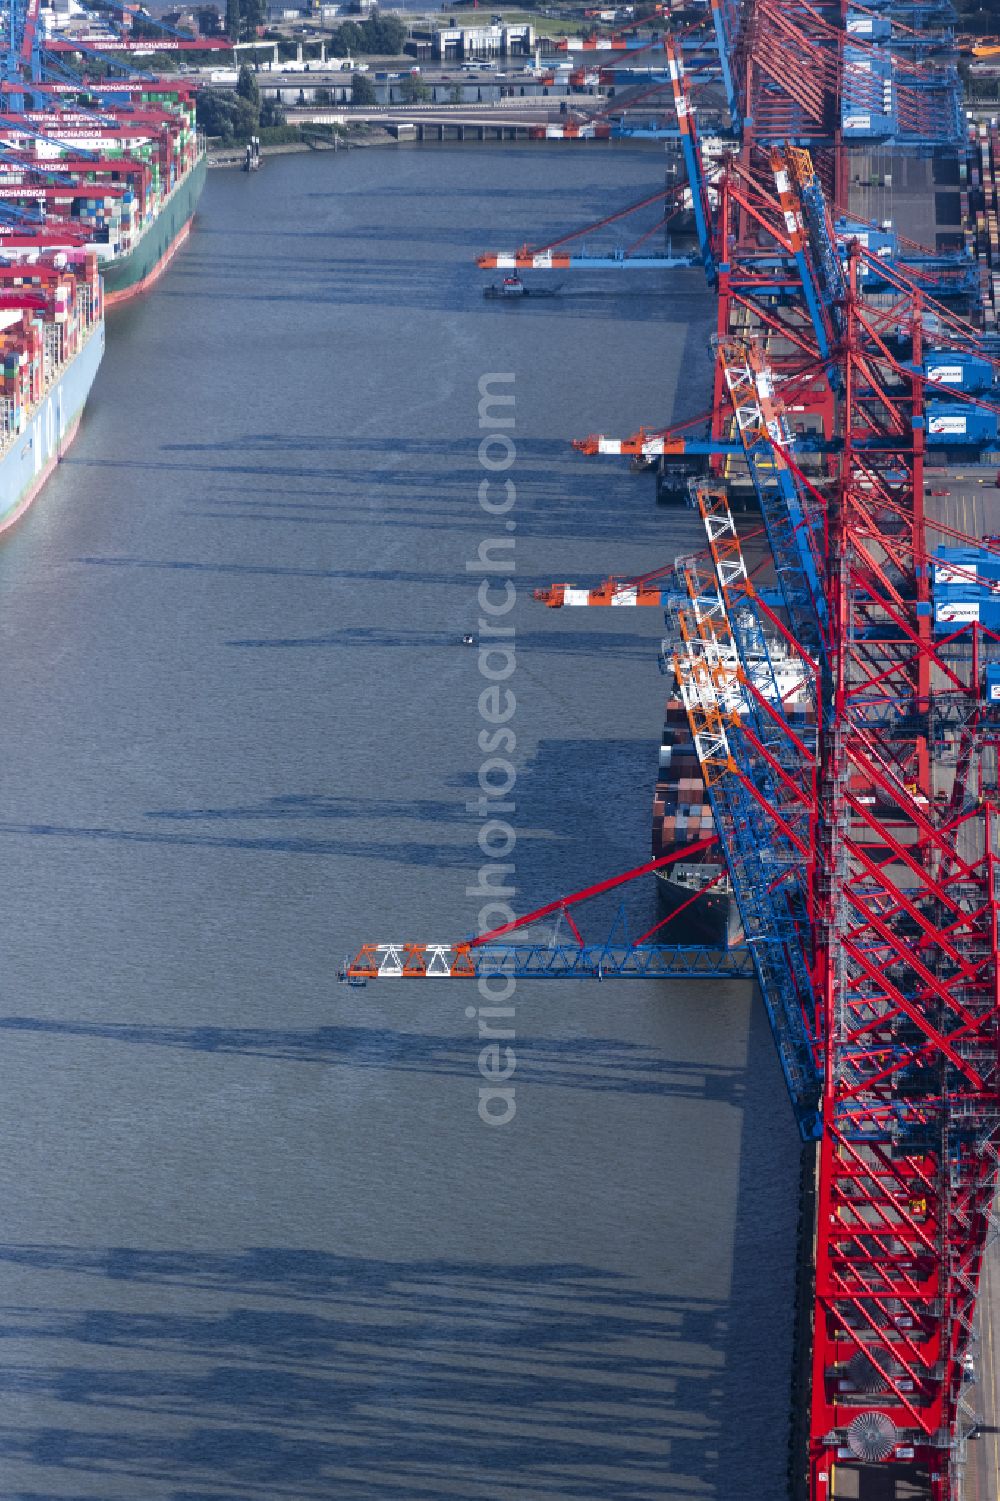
[
  {"left": 260, "top": 95, "right": 286, "bottom": 126},
  {"left": 225, "top": 0, "right": 240, "bottom": 38},
  {"left": 197, "top": 88, "right": 242, "bottom": 137},
  {"left": 237, "top": 62, "right": 261, "bottom": 107},
  {"left": 242, "top": 0, "right": 266, "bottom": 33},
  {"left": 196, "top": 88, "right": 225, "bottom": 135},
  {"left": 399, "top": 72, "right": 430, "bottom": 102},
  {"left": 330, "top": 19, "right": 363, "bottom": 55},
  {"left": 196, "top": 85, "right": 261, "bottom": 140},
  {"left": 448, "top": 82, "right": 462, "bottom": 103},
  {"left": 351, "top": 71, "right": 377, "bottom": 104},
  {"left": 233, "top": 95, "right": 259, "bottom": 136},
  {"left": 360, "top": 10, "right": 406, "bottom": 53}
]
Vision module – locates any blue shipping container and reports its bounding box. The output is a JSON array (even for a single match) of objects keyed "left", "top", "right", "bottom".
[
  {"left": 926, "top": 403, "right": 1000, "bottom": 444},
  {"left": 924, "top": 350, "right": 995, "bottom": 394}
]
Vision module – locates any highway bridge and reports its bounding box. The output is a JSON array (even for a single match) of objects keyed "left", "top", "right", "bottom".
[{"left": 286, "top": 100, "right": 603, "bottom": 140}]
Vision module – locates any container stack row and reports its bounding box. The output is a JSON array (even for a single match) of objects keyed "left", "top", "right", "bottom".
[
  {"left": 651, "top": 701, "right": 720, "bottom": 863},
  {"left": 0, "top": 252, "right": 103, "bottom": 448},
  {"left": 932, "top": 546, "right": 1000, "bottom": 632},
  {"left": 0, "top": 82, "right": 199, "bottom": 262},
  {"left": 967, "top": 121, "right": 1000, "bottom": 328}
]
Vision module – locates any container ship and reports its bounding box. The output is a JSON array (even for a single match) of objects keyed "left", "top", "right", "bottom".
[
  {"left": 0, "top": 252, "right": 104, "bottom": 534},
  {"left": 0, "top": 66, "right": 210, "bottom": 529},
  {"left": 653, "top": 633, "right": 815, "bottom": 947},
  {"left": 0, "top": 83, "right": 206, "bottom": 305},
  {"left": 652, "top": 695, "right": 743, "bottom": 947}
]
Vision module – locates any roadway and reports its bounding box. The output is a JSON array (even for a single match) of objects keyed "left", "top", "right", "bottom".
[
  {"left": 927, "top": 468, "right": 1000, "bottom": 542},
  {"left": 965, "top": 1225, "right": 1000, "bottom": 1501},
  {"left": 828, "top": 1464, "right": 931, "bottom": 1498},
  {"left": 922, "top": 465, "right": 1000, "bottom": 1501},
  {"left": 285, "top": 100, "right": 583, "bottom": 127}
]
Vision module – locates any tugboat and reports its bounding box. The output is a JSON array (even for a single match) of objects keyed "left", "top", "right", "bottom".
[{"left": 483, "top": 275, "right": 561, "bottom": 299}]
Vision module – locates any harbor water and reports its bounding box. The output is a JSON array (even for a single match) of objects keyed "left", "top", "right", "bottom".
[{"left": 0, "top": 142, "right": 801, "bottom": 1499}]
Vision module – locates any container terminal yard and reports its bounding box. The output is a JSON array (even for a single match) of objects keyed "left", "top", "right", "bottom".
[{"left": 343, "top": 1, "right": 1000, "bottom": 1499}]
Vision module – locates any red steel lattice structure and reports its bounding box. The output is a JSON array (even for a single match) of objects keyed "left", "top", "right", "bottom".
[
  {"left": 703, "top": 148, "right": 1000, "bottom": 1484},
  {"left": 802, "top": 266, "right": 1000, "bottom": 1496}
]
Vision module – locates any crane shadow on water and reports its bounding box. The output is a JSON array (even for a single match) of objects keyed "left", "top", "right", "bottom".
[
  {"left": 0, "top": 1250, "right": 727, "bottom": 1500},
  {"left": 0, "top": 1014, "right": 743, "bottom": 1103},
  {"left": 0, "top": 998, "right": 795, "bottom": 1501},
  {"left": 221, "top": 625, "right": 651, "bottom": 659},
  {"left": 0, "top": 735, "right": 665, "bottom": 874}
]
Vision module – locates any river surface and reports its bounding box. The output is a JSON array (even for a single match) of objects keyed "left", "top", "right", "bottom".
[{"left": 0, "top": 143, "right": 800, "bottom": 1500}]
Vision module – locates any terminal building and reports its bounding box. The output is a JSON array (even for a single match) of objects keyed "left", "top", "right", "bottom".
[{"left": 423, "top": 21, "right": 534, "bottom": 61}]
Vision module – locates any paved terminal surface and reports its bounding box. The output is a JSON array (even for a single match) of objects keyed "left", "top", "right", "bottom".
[
  {"left": 847, "top": 152, "right": 964, "bottom": 251},
  {"left": 812, "top": 467, "right": 1000, "bottom": 1501},
  {"left": 966, "top": 1223, "right": 1000, "bottom": 1501},
  {"left": 928, "top": 467, "right": 1000, "bottom": 541},
  {"left": 917, "top": 464, "right": 999, "bottom": 1501},
  {"left": 778, "top": 146, "right": 994, "bottom": 1501},
  {"left": 829, "top": 1465, "right": 929, "bottom": 1498}
]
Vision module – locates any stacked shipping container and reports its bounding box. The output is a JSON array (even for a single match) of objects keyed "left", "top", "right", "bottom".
[
  {"left": 968, "top": 121, "right": 1000, "bottom": 327},
  {"left": 0, "top": 84, "right": 200, "bottom": 266},
  {"left": 0, "top": 252, "right": 102, "bottom": 447},
  {"left": 932, "top": 544, "right": 1000, "bottom": 631}
]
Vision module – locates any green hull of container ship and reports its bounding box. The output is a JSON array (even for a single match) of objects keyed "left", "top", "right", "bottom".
[{"left": 102, "top": 153, "right": 206, "bottom": 305}]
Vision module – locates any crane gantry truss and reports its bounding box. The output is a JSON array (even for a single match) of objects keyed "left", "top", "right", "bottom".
[{"left": 803, "top": 262, "right": 1000, "bottom": 1501}]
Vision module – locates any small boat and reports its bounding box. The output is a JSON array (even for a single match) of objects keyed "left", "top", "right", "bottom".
[
  {"left": 484, "top": 275, "right": 561, "bottom": 300},
  {"left": 462, "top": 633, "right": 475, "bottom": 645}
]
